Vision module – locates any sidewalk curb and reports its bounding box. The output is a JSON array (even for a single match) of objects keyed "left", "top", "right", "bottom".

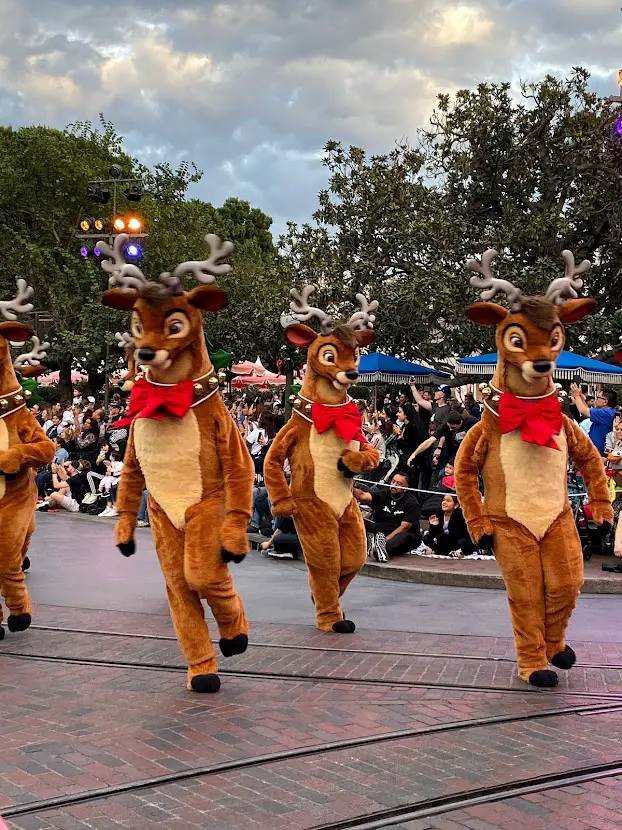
[{"left": 361, "top": 561, "right": 622, "bottom": 593}]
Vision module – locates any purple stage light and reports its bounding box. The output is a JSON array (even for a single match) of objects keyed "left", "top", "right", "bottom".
[
  {"left": 80, "top": 246, "right": 89, "bottom": 257},
  {"left": 125, "top": 243, "right": 141, "bottom": 258},
  {"left": 616, "top": 118, "right": 622, "bottom": 136},
  {"left": 94, "top": 246, "right": 102, "bottom": 257}
]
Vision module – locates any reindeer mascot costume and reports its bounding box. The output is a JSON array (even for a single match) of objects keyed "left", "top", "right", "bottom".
[
  {"left": 97, "top": 233, "right": 254, "bottom": 694},
  {"left": 455, "top": 250, "right": 613, "bottom": 688},
  {"left": 264, "top": 287, "right": 380, "bottom": 633},
  {"left": 0, "top": 280, "right": 55, "bottom": 638}
]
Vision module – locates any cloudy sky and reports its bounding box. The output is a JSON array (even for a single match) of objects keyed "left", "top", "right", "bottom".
[{"left": 0, "top": 0, "right": 619, "bottom": 236}]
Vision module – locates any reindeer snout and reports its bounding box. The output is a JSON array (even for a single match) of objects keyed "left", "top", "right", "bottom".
[
  {"left": 137, "top": 347, "right": 157, "bottom": 362},
  {"left": 345, "top": 370, "right": 359, "bottom": 382},
  {"left": 533, "top": 359, "right": 552, "bottom": 374}
]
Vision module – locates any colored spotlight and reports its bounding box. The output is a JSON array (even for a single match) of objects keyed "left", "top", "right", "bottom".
[
  {"left": 94, "top": 246, "right": 102, "bottom": 257},
  {"left": 616, "top": 118, "right": 622, "bottom": 137},
  {"left": 125, "top": 243, "right": 142, "bottom": 259},
  {"left": 94, "top": 218, "right": 105, "bottom": 232},
  {"left": 79, "top": 219, "right": 91, "bottom": 232},
  {"left": 127, "top": 217, "right": 142, "bottom": 232},
  {"left": 79, "top": 246, "right": 89, "bottom": 258},
  {"left": 113, "top": 218, "right": 126, "bottom": 232}
]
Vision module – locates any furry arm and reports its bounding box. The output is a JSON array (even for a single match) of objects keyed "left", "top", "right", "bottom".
[
  {"left": 115, "top": 431, "right": 145, "bottom": 547},
  {"left": 264, "top": 421, "right": 297, "bottom": 516},
  {"left": 0, "top": 412, "right": 54, "bottom": 474},
  {"left": 564, "top": 416, "right": 614, "bottom": 526},
  {"left": 454, "top": 420, "right": 493, "bottom": 542},
  {"left": 216, "top": 408, "right": 254, "bottom": 555}
]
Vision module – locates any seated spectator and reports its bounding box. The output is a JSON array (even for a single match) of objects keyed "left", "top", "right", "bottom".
[
  {"left": 423, "top": 494, "right": 474, "bottom": 558},
  {"left": 441, "top": 460, "right": 456, "bottom": 490},
  {"left": 99, "top": 452, "right": 123, "bottom": 517},
  {"left": 261, "top": 515, "right": 302, "bottom": 560},
  {"left": 250, "top": 485, "right": 271, "bottom": 533},
  {"left": 37, "top": 460, "right": 89, "bottom": 513},
  {"left": 35, "top": 438, "right": 69, "bottom": 500},
  {"left": 45, "top": 415, "right": 62, "bottom": 440},
  {"left": 354, "top": 472, "right": 422, "bottom": 562}
]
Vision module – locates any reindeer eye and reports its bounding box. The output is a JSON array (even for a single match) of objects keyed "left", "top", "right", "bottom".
[
  {"left": 318, "top": 346, "right": 337, "bottom": 365},
  {"left": 166, "top": 315, "right": 190, "bottom": 338},
  {"left": 504, "top": 327, "right": 526, "bottom": 352},
  {"left": 510, "top": 335, "right": 523, "bottom": 348},
  {"left": 551, "top": 331, "right": 561, "bottom": 348}
]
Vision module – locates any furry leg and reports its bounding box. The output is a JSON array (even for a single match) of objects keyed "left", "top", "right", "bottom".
[
  {"left": 184, "top": 497, "right": 249, "bottom": 647},
  {"left": 293, "top": 498, "right": 344, "bottom": 631},
  {"left": 540, "top": 508, "right": 583, "bottom": 664},
  {"left": 0, "top": 517, "right": 33, "bottom": 625},
  {"left": 149, "top": 500, "right": 219, "bottom": 688},
  {"left": 337, "top": 499, "right": 367, "bottom": 597},
  {"left": 491, "top": 517, "right": 549, "bottom": 682}
]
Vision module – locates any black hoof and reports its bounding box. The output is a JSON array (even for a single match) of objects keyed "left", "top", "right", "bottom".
[
  {"left": 7, "top": 613, "right": 32, "bottom": 633},
  {"left": 528, "top": 669, "right": 559, "bottom": 688},
  {"left": 219, "top": 633, "right": 248, "bottom": 658},
  {"left": 190, "top": 673, "right": 221, "bottom": 693},
  {"left": 22, "top": 556, "right": 30, "bottom": 572},
  {"left": 332, "top": 620, "right": 356, "bottom": 634},
  {"left": 551, "top": 645, "right": 576, "bottom": 670},
  {"left": 0, "top": 625, "right": 4, "bottom": 641}
]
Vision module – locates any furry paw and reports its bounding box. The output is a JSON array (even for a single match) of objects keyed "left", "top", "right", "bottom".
[
  {"left": 221, "top": 550, "right": 245, "bottom": 564},
  {"left": 528, "top": 669, "right": 559, "bottom": 688},
  {"left": 271, "top": 498, "right": 295, "bottom": 517},
  {"left": 339, "top": 450, "right": 370, "bottom": 475},
  {"left": 22, "top": 556, "right": 30, "bottom": 572},
  {"left": 219, "top": 633, "right": 248, "bottom": 657},
  {"left": 118, "top": 540, "right": 136, "bottom": 557},
  {"left": 0, "top": 450, "right": 20, "bottom": 475},
  {"left": 190, "top": 673, "right": 221, "bottom": 693},
  {"left": 7, "top": 613, "right": 31, "bottom": 633},
  {"left": 332, "top": 619, "right": 356, "bottom": 634},
  {"left": 337, "top": 458, "right": 356, "bottom": 478},
  {"left": 550, "top": 645, "right": 576, "bottom": 670}
]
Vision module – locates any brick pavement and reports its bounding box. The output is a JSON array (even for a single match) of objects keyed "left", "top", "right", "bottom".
[{"left": 3, "top": 610, "right": 622, "bottom": 828}]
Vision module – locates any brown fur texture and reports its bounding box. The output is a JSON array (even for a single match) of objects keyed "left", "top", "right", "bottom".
[
  {"left": 264, "top": 327, "right": 379, "bottom": 631},
  {"left": 0, "top": 336, "right": 54, "bottom": 627},
  {"left": 103, "top": 288, "right": 254, "bottom": 689},
  {"left": 456, "top": 300, "right": 613, "bottom": 682}
]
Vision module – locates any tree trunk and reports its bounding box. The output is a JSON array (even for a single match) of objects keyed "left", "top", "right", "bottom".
[
  {"left": 86, "top": 369, "right": 105, "bottom": 398},
  {"left": 59, "top": 360, "right": 72, "bottom": 400}
]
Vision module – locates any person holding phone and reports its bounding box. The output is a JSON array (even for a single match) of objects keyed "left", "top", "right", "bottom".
[{"left": 570, "top": 383, "right": 617, "bottom": 454}]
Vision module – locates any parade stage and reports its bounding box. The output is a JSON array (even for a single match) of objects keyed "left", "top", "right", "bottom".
[{"left": 1, "top": 513, "right": 622, "bottom": 829}]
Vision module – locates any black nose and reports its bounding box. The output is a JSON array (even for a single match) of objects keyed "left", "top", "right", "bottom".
[
  {"left": 137, "top": 347, "right": 156, "bottom": 362},
  {"left": 345, "top": 370, "right": 359, "bottom": 381},
  {"left": 533, "top": 360, "right": 552, "bottom": 374}
]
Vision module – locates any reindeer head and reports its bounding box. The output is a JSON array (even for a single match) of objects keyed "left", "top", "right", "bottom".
[
  {"left": 99, "top": 233, "right": 232, "bottom": 383},
  {"left": 283, "top": 287, "right": 378, "bottom": 403},
  {"left": 0, "top": 280, "right": 36, "bottom": 392},
  {"left": 466, "top": 250, "right": 595, "bottom": 394}
]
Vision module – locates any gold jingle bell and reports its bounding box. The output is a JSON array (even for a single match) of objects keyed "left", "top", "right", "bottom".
[
  {"left": 208, "top": 376, "right": 219, "bottom": 387},
  {"left": 0, "top": 399, "right": 7, "bottom": 409},
  {"left": 479, "top": 383, "right": 492, "bottom": 397},
  {"left": 15, "top": 395, "right": 23, "bottom": 403},
  {"left": 294, "top": 399, "right": 302, "bottom": 408},
  {"left": 217, "top": 370, "right": 227, "bottom": 381},
  {"left": 194, "top": 383, "right": 203, "bottom": 393},
  {"left": 305, "top": 403, "right": 312, "bottom": 412},
  {"left": 24, "top": 390, "right": 32, "bottom": 399},
  {"left": 288, "top": 394, "right": 296, "bottom": 403}
]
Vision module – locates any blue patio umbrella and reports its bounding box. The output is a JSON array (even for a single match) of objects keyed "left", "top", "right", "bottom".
[
  {"left": 358, "top": 353, "right": 450, "bottom": 386},
  {"left": 455, "top": 350, "right": 622, "bottom": 386}
]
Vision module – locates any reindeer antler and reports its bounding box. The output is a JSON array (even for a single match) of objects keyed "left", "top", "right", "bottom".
[
  {"left": 347, "top": 293, "right": 379, "bottom": 331},
  {"left": 288, "top": 285, "right": 334, "bottom": 335},
  {"left": 545, "top": 250, "right": 591, "bottom": 305},
  {"left": 159, "top": 233, "right": 234, "bottom": 294},
  {"left": 467, "top": 249, "right": 523, "bottom": 312},
  {"left": 0, "top": 279, "right": 34, "bottom": 321},
  {"left": 13, "top": 336, "right": 49, "bottom": 368},
  {"left": 97, "top": 234, "right": 147, "bottom": 290},
  {"left": 115, "top": 331, "right": 135, "bottom": 351}
]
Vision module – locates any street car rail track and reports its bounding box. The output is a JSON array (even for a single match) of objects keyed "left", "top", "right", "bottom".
[{"left": 1, "top": 699, "right": 621, "bottom": 820}]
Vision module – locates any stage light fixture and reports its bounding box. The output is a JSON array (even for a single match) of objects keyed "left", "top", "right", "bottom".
[
  {"left": 125, "top": 182, "right": 143, "bottom": 202},
  {"left": 109, "top": 164, "right": 123, "bottom": 178},
  {"left": 79, "top": 246, "right": 89, "bottom": 258},
  {"left": 113, "top": 218, "right": 126, "bottom": 232},
  {"left": 94, "top": 246, "right": 102, "bottom": 257},
  {"left": 127, "top": 217, "right": 142, "bottom": 232},
  {"left": 94, "top": 218, "right": 105, "bottom": 232},
  {"left": 87, "top": 185, "right": 110, "bottom": 204},
  {"left": 79, "top": 219, "right": 91, "bottom": 232},
  {"left": 125, "top": 242, "right": 142, "bottom": 259}
]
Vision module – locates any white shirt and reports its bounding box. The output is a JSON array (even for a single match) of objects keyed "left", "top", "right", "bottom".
[{"left": 246, "top": 423, "right": 266, "bottom": 457}]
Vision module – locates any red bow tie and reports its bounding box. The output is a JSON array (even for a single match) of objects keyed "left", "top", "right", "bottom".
[
  {"left": 311, "top": 401, "right": 366, "bottom": 444},
  {"left": 498, "top": 392, "right": 563, "bottom": 451},
  {"left": 115, "top": 377, "right": 194, "bottom": 428}
]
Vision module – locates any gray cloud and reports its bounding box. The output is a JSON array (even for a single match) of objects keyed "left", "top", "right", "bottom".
[{"left": 0, "top": 0, "right": 620, "bottom": 235}]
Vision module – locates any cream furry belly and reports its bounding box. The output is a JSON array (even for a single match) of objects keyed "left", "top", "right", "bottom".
[
  {"left": 309, "top": 427, "right": 358, "bottom": 518},
  {"left": 0, "top": 419, "right": 7, "bottom": 500},
  {"left": 134, "top": 412, "right": 202, "bottom": 530},
  {"left": 500, "top": 429, "right": 568, "bottom": 540}
]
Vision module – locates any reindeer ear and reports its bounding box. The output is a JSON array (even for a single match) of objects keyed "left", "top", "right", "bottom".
[
  {"left": 0, "top": 321, "right": 33, "bottom": 342},
  {"left": 466, "top": 303, "right": 509, "bottom": 327},
  {"left": 557, "top": 298, "right": 595, "bottom": 325},
  {"left": 101, "top": 289, "right": 138, "bottom": 311},
  {"left": 285, "top": 324, "right": 318, "bottom": 348},
  {"left": 187, "top": 285, "right": 229, "bottom": 312},
  {"left": 354, "top": 329, "right": 376, "bottom": 347}
]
